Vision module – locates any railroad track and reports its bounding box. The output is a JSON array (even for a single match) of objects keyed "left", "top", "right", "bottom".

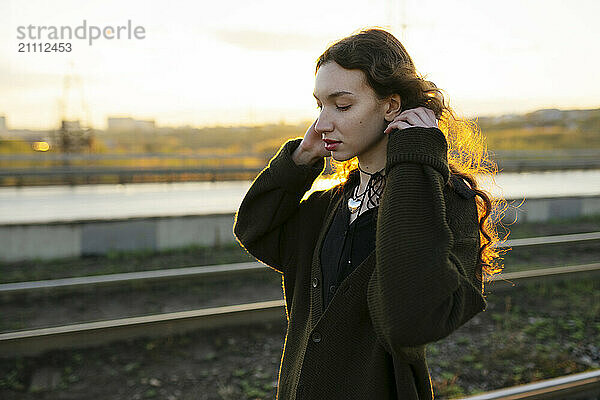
[
  {"left": 2, "top": 231, "right": 598, "bottom": 295},
  {"left": 1, "top": 232, "right": 599, "bottom": 357},
  {"left": 1, "top": 262, "right": 599, "bottom": 357},
  {"left": 1, "top": 232, "right": 599, "bottom": 398},
  {"left": 460, "top": 369, "right": 600, "bottom": 400},
  {"left": 0, "top": 261, "right": 264, "bottom": 294}
]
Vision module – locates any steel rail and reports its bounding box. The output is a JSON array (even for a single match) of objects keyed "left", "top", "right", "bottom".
[
  {"left": 2, "top": 232, "right": 598, "bottom": 295},
  {"left": 1, "top": 264, "right": 599, "bottom": 357},
  {"left": 483, "top": 263, "right": 600, "bottom": 292},
  {"left": 0, "top": 262, "right": 264, "bottom": 294},
  {"left": 0, "top": 300, "right": 285, "bottom": 357},
  {"left": 460, "top": 369, "right": 600, "bottom": 399},
  {"left": 496, "top": 231, "right": 600, "bottom": 248}
]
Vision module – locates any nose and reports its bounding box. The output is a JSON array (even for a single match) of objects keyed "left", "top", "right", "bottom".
[{"left": 314, "top": 113, "right": 333, "bottom": 137}]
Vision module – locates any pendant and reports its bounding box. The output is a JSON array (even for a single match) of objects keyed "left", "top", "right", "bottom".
[{"left": 347, "top": 197, "right": 361, "bottom": 213}]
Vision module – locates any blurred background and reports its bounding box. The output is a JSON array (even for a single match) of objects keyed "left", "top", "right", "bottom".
[{"left": 1, "top": 0, "right": 599, "bottom": 399}]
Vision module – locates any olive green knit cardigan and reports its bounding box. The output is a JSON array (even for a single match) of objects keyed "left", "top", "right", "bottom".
[{"left": 233, "top": 126, "right": 487, "bottom": 399}]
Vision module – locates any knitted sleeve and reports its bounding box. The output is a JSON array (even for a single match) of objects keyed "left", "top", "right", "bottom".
[
  {"left": 233, "top": 138, "right": 327, "bottom": 275},
  {"left": 366, "top": 126, "right": 487, "bottom": 351}
]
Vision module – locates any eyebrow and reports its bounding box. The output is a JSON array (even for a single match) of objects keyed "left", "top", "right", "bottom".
[{"left": 313, "top": 90, "right": 354, "bottom": 101}]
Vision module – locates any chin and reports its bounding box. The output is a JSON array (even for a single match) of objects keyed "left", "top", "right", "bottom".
[{"left": 331, "top": 152, "right": 356, "bottom": 162}]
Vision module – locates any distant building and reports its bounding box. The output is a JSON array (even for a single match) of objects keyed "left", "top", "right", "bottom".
[
  {"left": 61, "top": 120, "right": 81, "bottom": 131},
  {"left": 135, "top": 119, "right": 155, "bottom": 131},
  {"left": 107, "top": 117, "right": 155, "bottom": 132},
  {"left": 107, "top": 117, "right": 135, "bottom": 131},
  {"left": 0, "top": 115, "right": 6, "bottom": 132}
]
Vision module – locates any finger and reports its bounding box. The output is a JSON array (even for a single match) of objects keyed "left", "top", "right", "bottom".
[
  {"left": 423, "top": 108, "right": 439, "bottom": 125},
  {"left": 385, "top": 124, "right": 399, "bottom": 134},
  {"left": 385, "top": 121, "right": 412, "bottom": 133},
  {"left": 421, "top": 107, "right": 435, "bottom": 122},
  {"left": 384, "top": 120, "right": 403, "bottom": 133},
  {"left": 411, "top": 107, "right": 432, "bottom": 126},
  {"left": 396, "top": 113, "right": 424, "bottom": 126},
  {"left": 399, "top": 107, "right": 437, "bottom": 123},
  {"left": 395, "top": 108, "right": 427, "bottom": 125},
  {"left": 384, "top": 123, "right": 396, "bottom": 134},
  {"left": 395, "top": 109, "right": 415, "bottom": 120},
  {"left": 412, "top": 107, "right": 439, "bottom": 127},
  {"left": 428, "top": 109, "right": 439, "bottom": 126},
  {"left": 394, "top": 121, "right": 413, "bottom": 131},
  {"left": 425, "top": 108, "right": 437, "bottom": 121}
]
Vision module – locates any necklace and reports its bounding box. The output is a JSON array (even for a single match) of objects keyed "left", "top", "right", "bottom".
[{"left": 347, "top": 164, "right": 386, "bottom": 214}]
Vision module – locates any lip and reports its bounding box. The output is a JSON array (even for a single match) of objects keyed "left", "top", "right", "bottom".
[{"left": 323, "top": 139, "right": 341, "bottom": 151}]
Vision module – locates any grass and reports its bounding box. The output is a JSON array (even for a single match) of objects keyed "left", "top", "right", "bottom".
[
  {"left": 0, "top": 243, "right": 255, "bottom": 284},
  {"left": 488, "top": 214, "right": 600, "bottom": 274},
  {"left": 428, "top": 278, "right": 600, "bottom": 398},
  {"left": 497, "top": 214, "right": 600, "bottom": 239},
  {"left": 1, "top": 278, "right": 597, "bottom": 399},
  {"left": 1, "top": 215, "right": 599, "bottom": 284}
]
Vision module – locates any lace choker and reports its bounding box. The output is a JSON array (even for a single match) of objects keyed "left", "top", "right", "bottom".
[{"left": 347, "top": 164, "right": 386, "bottom": 214}]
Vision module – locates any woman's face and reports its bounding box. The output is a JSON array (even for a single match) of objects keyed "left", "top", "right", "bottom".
[{"left": 313, "top": 61, "right": 391, "bottom": 163}]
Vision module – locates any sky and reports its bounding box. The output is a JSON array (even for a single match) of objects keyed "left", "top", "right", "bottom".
[{"left": 1, "top": 0, "right": 598, "bottom": 130}]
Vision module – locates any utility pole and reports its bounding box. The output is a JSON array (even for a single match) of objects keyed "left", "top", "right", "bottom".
[{"left": 56, "top": 61, "right": 94, "bottom": 154}]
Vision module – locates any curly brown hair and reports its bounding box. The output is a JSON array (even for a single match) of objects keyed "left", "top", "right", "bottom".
[{"left": 314, "top": 27, "right": 509, "bottom": 286}]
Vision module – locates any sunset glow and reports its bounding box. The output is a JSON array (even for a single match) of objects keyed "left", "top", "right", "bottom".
[{"left": 1, "top": 0, "right": 598, "bottom": 130}]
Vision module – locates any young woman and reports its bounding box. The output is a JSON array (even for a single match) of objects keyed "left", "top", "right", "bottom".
[{"left": 234, "top": 28, "right": 505, "bottom": 400}]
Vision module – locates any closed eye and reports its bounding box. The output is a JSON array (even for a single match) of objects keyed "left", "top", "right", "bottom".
[{"left": 316, "top": 104, "right": 351, "bottom": 111}]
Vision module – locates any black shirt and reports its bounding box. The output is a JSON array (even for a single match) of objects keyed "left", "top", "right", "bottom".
[{"left": 320, "top": 171, "right": 379, "bottom": 311}]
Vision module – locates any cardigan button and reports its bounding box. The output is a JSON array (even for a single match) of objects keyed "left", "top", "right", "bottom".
[
  {"left": 312, "top": 332, "right": 322, "bottom": 343},
  {"left": 329, "top": 285, "right": 336, "bottom": 294},
  {"left": 311, "top": 277, "right": 319, "bottom": 288}
]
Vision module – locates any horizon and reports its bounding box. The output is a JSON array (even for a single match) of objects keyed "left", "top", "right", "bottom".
[{"left": 2, "top": 105, "right": 599, "bottom": 132}]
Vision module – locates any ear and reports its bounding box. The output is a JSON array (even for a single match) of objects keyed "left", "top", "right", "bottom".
[{"left": 383, "top": 94, "right": 402, "bottom": 122}]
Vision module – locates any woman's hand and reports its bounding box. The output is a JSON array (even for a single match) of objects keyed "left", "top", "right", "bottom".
[
  {"left": 384, "top": 106, "right": 438, "bottom": 134},
  {"left": 292, "top": 119, "right": 330, "bottom": 166}
]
